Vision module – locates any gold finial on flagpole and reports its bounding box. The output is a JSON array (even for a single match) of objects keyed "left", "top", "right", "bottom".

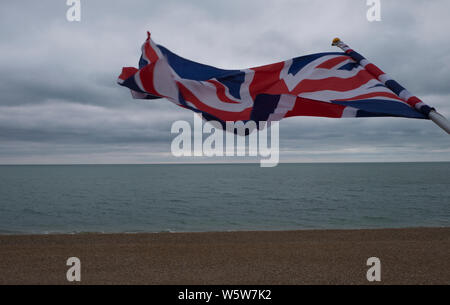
[{"left": 332, "top": 38, "right": 341, "bottom": 46}]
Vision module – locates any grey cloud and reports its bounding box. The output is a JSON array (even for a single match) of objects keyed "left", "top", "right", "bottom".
[{"left": 0, "top": 0, "right": 449, "bottom": 164}]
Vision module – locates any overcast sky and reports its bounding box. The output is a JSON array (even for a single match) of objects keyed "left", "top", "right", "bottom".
[{"left": 0, "top": 0, "right": 449, "bottom": 164}]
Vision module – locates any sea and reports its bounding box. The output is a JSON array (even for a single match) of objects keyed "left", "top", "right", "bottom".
[{"left": 0, "top": 163, "right": 449, "bottom": 234}]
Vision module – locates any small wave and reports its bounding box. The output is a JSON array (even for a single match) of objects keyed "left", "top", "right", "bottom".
[
  {"left": 21, "top": 208, "right": 48, "bottom": 216},
  {"left": 0, "top": 229, "right": 25, "bottom": 235},
  {"left": 169, "top": 199, "right": 188, "bottom": 203},
  {"left": 159, "top": 229, "right": 177, "bottom": 233},
  {"left": 361, "top": 215, "right": 393, "bottom": 221}
]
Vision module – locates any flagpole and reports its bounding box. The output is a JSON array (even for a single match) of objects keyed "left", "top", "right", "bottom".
[
  {"left": 331, "top": 38, "right": 450, "bottom": 135},
  {"left": 428, "top": 110, "right": 450, "bottom": 134}
]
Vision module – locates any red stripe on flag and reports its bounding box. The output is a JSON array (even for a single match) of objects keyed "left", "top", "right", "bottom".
[
  {"left": 406, "top": 96, "right": 422, "bottom": 107},
  {"left": 139, "top": 63, "right": 160, "bottom": 96},
  {"left": 177, "top": 82, "right": 252, "bottom": 121},
  {"left": 364, "top": 63, "right": 385, "bottom": 78},
  {"left": 291, "top": 69, "right": 374, "bottom": 94},
  {"left": 250, "top": 62, "right": 288, "bottom": 99},
  {"left": 118, "top": 67, "right": 138, "bottom": 81},
  {"left": 334, "top": 91, "right": 404, "bottom": 102},
  {"left": 285, "top": 97, "right": 345, "bottom": 118},
  {"left": 144, "top": 40, "right": 159, "bottom": 63},
  {"left": 316, "top": 56, "right": 350, "bottom": 69}
]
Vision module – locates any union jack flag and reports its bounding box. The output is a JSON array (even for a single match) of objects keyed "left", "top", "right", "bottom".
[{"left": 118, "top": 32, "right": 431, "bottom": 128}]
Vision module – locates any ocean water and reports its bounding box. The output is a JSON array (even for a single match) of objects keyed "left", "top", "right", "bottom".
[{"left": 0, "top": 163, "right": 449, "bottom": 234}]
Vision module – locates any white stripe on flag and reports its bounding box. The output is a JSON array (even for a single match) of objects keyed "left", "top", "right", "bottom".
[{"left": 267, "top": 94, "right": 297, "bottom": 122}]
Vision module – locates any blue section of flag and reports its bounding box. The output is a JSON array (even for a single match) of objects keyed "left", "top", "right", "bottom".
[
  {"left": 250, "top": 94, "right": 281, "bottom": 121},
  {"left": 385, "top": 80, "right": 406, "bottom": 96},
  {"left": 333, "top": 99, "right": 426, "bottom": 119},
  {"left": 338, "top": 62, "right": 359, "bottom": 71},
  {"left": 138, "top": 55, "right": 148, "bottom": 69},
  {"left": 288, "top": 52, "right": 344, "bottom": 75},
  {"left": 157, "top": 45, "right": 240, "bottom": 80},
  {"left": 216, "top": 72, "right": 246, "bottom": 100},
  {"left": 122, "top": 76, "right": 145, "bottom": 94},
  {"left": 347, "top": 51, "right": 365, "bottom": 63}
]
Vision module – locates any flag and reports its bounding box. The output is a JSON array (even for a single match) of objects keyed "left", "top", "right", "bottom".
[{"left": 118, "top": 32, "right": 431, "bottom": 128}]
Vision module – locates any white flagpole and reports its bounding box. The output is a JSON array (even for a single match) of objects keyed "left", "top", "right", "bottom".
[
  {"left": 428, "top": 110, "right": 450, "bottom": 134},
  {"left": 332, "top": 38, "right": 450, "bottom": 135}
]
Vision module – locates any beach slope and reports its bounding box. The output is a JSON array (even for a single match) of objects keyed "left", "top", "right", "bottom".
[{"left": 0, "top": 227, "right": 449, "bottom": 284}]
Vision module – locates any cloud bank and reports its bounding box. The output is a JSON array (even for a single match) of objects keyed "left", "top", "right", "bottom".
[{"left": 0, "top": 0, "right": 449, "bottom": 164}]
